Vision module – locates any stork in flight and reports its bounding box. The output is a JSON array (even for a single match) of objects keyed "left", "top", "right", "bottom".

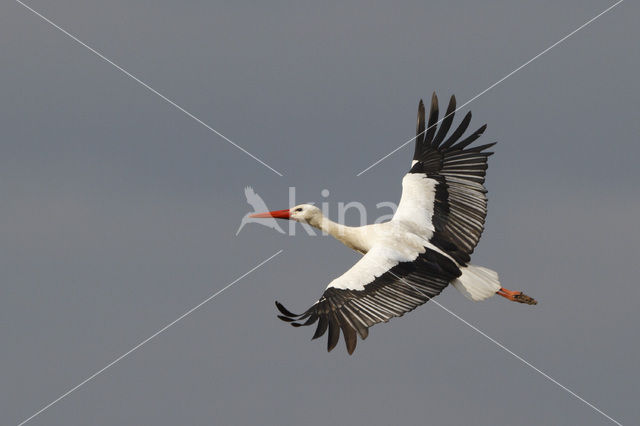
[{"left": 250, "top": 93, "right": 537, "bottom": 355}]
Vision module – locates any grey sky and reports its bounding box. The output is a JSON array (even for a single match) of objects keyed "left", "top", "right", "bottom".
[{"left": 2, "top": 1, "right": 638, "bottom": 425}]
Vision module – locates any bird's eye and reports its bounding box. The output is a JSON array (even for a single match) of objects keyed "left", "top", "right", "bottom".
[{"left": 295, "top": 208, "right": 303, "bottom": 212}]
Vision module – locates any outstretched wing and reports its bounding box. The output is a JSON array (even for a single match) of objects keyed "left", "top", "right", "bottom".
[
  {"left": 393, "top": 93, "right": 495, "bottom": 265},
  {"left": 276, "top": 243, "right": 461, "bottom": 355}
]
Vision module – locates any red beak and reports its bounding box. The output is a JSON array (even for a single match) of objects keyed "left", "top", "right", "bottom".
[{"left": 249, "top": 209, "right": 291, "bottom": 219}]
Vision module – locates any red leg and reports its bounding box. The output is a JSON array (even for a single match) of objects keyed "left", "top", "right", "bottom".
[{"left": 497, "top": 287, "right": 538, "bottom": 305}]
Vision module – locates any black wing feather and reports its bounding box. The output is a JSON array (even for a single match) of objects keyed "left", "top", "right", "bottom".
[
  {"left": 424, "top": 92, "right": 439, "bottom": 146},
  {"left": 327, "top": 312, "right": 341, "bottom": 352},
  {"left": 432, "top": 95, "right": 456, "bottom": 146},
  {"left": 441, "top": 111, "right": 471, "bottom": 150},
  {"left": 312, "top": 314, "right": 329, "bottom": 340},
  {"left": 275, "top": 248, "right": 459, "bottom": 355},
  {"left": 275, "top": 301, "right": 298, "bottom": 317},
  {"left": 410, "top": 93, "right": 494, "bottom": 263},
  {"left": 413, "top": 100, "right": 426, "bottom": 160}
]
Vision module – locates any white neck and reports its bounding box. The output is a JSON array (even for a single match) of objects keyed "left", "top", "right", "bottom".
[{"left": 307, "top": 214, "right": 367, "bottom": 253}]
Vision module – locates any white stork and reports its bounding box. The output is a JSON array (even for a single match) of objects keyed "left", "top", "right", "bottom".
[{"left": 250, "top": 93, "right": 537, "bottom": 355}]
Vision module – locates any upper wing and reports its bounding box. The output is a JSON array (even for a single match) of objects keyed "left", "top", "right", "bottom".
[
  {"left": 276, "top": 242, "right": 461, "bottom": 355},
  {"left": 393, "top": 93, "right": 496, "bottom": 264}
]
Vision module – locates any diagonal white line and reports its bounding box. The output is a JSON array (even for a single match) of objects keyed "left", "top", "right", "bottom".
[
  {"left": 428, "top": 297, "right": 624, "bottom": 426},
  {"left": 16, "top": 250, "right": 284, "bottom": 426},
  {"left": 15, "top": 0, "right": 284, "bottom": 177},
  {"left": 356, "top": 0, "right": 624, "bottom": 176},
  {"left": 387, "top": 271, "right": 623, "bottom": 426}
]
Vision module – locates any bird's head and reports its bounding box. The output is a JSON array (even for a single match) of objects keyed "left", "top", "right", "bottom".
[{"left": 250, "top": 203, "right": 321, "bottom": 224}]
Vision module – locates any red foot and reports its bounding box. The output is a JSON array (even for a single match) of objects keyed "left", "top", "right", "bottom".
[{"left": 497, "top": 287, "right": 538, "bottom": 305}]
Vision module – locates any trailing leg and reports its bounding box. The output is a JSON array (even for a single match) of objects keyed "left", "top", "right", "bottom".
[{"left": 497, "top": 287, "right": 538, "bottom": 305}]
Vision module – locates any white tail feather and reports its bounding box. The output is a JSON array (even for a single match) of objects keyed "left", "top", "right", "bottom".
[{"left": 452, "top": 265, "right": 501, "bottom": 301}]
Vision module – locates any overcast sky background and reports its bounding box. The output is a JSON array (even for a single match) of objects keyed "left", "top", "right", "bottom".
[{"left": 1, "top": 1, "right": 638, "bottom": 425}]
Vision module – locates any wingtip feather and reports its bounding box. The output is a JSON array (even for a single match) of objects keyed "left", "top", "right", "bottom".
[
  {"left": 275, "top": 301, "right": 298, "bottom": 317},
  {"left": 430, "top": 92, "right": 438, "bottom": 112},
  {"left": 327, "top": 315, "right": 340, "bottom": 352}
]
